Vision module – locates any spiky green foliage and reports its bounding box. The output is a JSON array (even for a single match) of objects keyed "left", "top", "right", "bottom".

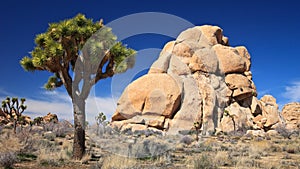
[
  {"left": 1, "top": 97, "right": 27, "bottom": 133},
  {"left": 95, "top": 112, "right": 107, "bottom": 126},
  {"left": 20, "top": 13, "right": 136, "bottom": 97}
]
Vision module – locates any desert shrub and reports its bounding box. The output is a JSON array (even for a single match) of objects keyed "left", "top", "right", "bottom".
[
  {"left": 194, "top": 154, "right": 217, "bottom": 169},
  {"left": 213, "top": 151, "right": 232, "bottom": 166},
  {"left": 17, "top": 153, "right": 37, "bottom": 162},
  {"left": 180, "top": 135, "right": 193, "bottom": 145},
  {"left": 16, "top": 127, "right": 36, "bottom": 153},
  {"left": 42, "top": 121, "right": 56, "bottom": 132},
  {"left": 41, "top": 120, "right": 73, "bottom": 138},
  {"left": 43, "top": 131, "right": 56, "bottom": 141},
  {"left": 0, "top": 131, "right": 22, "bottom": 153},
  {"left": 133, "top": 139, "right": 169, "bottom": 159},
  {"left": 275, "top": 125, "right": 295, "bottom": 139},
  {"left": 0, "top": 152, "right": 18, "bottom": 169},
  {"left": 121, "top": 127, "right": 133, "bottom": 135},
  {"left": 52, "top": 120, "right": 73, "bottom": 138}
]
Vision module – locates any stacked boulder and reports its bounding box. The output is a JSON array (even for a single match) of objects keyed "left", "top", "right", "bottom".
[
  {"left": 282, "top": 102, "right": 300, "bottom": 130},
  {"left": 111, "top": 25, "right": 284, "bottom": 135}
]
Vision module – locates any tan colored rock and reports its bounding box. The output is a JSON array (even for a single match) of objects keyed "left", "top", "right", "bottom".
[
  {"left": 164, "top": 118, "right": 170, "bottom": 129},
  {"left": 176, "top": 27, "right": 202, "bottom": 42},
  {"left": 148, "top": 42, "right": 174, "bottom": 74},
  {"left": 23, "top": 115, "right": 32, "bottom": 125},
  {"left": 148, "top": 53, "right": 171, "bottom": 74},
  {"left": 43, "top": 113, "right": 58, "bottom": 123},
  {"left": 246, "top": 130, "right": 266, "bottom": 137},
  {"left": 260, "top": 96, "right": 280, "bottom": 127},
  {"left": 131, "top": 124, "right": 148, "bottom": 133},
  {"left": 161, "top": 41, "right": 175, "bottom": 55},
  {"left": 147, "top": 116, "right": 165, "bottom": 129},
  {"left": 250, "top": 96, "right": 262, "bottom": 115},
  {"left": 232, "top": 87, "right": 254, "bottom": 101},
  {"left": 189, "top": 48, "right": 218, "bottom": 73},
  {"left": 261, "top": 95, "right": 277, "bottom": 106},
  {"left": 110, "top": 121, "right": 126, "bottom": 131},
  {"left": 235, "top": 46, "right": 251, "bottom": 71},
  {"left": 220, "top": 102, "right": 253, "bottom": 133},
  {"left": 121, "top": 124, "right": 148, "bottom": 133},
  {"left": 193, "top": 72, "right": 217, "bottom": 135},
  {"left": 198, "top": 25, "right": 223, "bottom": 47},
  {"left": 222, "top": 36, "right": 229, "bottom": 46},
  {"left": 253, "top": 115, "right": 266, "bottom": 129},
  {"left": 168, "top": 77, "right": 202, "bottom": 134},
  {"left": 244, "top": 71, "right": 253, "bottom": 80},
  {"left": 225, "top": 74, "right": 251, "bottom": 90},
  {"left": 282, "top": 102, "right": 300, "bottom": 130},
  {"left": 167, "top": 55, "right": 191, "bottom": 75},
  {"left": 111, "top": 112, "right": 126, "bottom": 121},
  {"left": 213, "top": 44, "right": 247, "bottom": 74},
  {"left": 173, "top": 42, "right": 194, "bottom": 58},
  {"left": 112, "top": 74, "right": 181, "bottom": 121}
]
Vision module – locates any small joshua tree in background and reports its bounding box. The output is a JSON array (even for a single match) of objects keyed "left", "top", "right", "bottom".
[
  {"left": 1, "top": 97, "right": 27, "bottom": 134},
  {"left": 95, "top": 112, "right": 108, "bottom": 136}
]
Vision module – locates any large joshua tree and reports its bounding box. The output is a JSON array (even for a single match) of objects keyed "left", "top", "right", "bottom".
[{"left": 20, "top": 14, "right": 135, "bottom": 159}]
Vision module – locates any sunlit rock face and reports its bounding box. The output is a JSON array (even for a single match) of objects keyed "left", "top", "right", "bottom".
[{"left": 111, "top": 25, "right": 284, "bottom": 136}]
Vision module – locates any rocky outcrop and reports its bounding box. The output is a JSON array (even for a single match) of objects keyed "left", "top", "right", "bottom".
[
  {"left": 111, "top": 25, "right": 284, "bottom": 135},
  {"left": 43, "top": 113, "right": 58, "bottom": 123},
  {"left": 282, "top": 102, "right": 300, "bottom": 130}
]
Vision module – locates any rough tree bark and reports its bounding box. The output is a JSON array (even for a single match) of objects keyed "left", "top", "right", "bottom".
[{"left": 72, "top": 96, "right": 86, "bottom": 159}]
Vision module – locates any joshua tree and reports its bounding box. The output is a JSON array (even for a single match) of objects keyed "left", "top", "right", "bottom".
[
  {"left": 95, "top": 112, "right": 107, "bottom": 126},
  {"left": 1, "top": 97, "right": 27, "bottom": 133},
  {"left": 20, "top": 14, "right": 136, "bottom": 159},
  {"left": 95, "top": 112, "right": 108, "bottom": 136}
]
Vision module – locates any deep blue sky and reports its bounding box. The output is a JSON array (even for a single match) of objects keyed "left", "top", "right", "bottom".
[{"left": 0, "top": 0, "right": 300, "bottom": 120}]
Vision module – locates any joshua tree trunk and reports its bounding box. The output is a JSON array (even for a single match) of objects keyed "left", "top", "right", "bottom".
[{"left": 72, "top": 96, "right": 86, "bottom": 159}]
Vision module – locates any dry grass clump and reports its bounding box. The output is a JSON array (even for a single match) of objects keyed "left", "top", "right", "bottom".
[
  {"left": 0, "top": 130, "right": 22, "bottom": 154},
  {"left": 213, "top": 151, "right": 232, "bottom": 167},
  {"left": 248, "top": 140, "right": 270, "bottom": 159},
  {"left": 193, "top": 153, "right": 217, "bottom": 169},
  {"left": 99, "top": 155, "right": 138, "bottom": 169},
  {"left": 0, "top": 129, "right": 21, "bottom": 168},
  {"left": 37, "top": 143, "right": 72, "bottom": 167},
  {"left": 234, "top": 155, "right": 261, "bottom": 169}
]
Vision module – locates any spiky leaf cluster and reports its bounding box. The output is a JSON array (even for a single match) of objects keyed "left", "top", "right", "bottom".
[
  {"left": 20, "top": 14, "right": 136, "bottom": 96},
  {"left": 95, "top": 112, "right": 107, "bottom": 125},
  {"left": 1, "top": 97, "right": 27, "bottom": 119}
]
